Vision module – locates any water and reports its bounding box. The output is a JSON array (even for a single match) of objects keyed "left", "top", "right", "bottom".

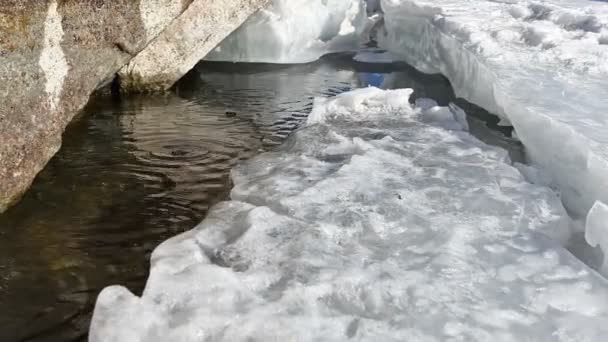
[{"left": 0, "top": 53, "right": 523, "bottom": 341}]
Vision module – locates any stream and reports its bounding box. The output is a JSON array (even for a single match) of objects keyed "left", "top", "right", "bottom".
[{"left": 0, "top": 53, "right": 522, "bottom": 341}]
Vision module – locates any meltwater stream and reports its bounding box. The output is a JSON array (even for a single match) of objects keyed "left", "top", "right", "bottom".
[{"left": 0, "top": 53, "right": 522, "bottom": 341}]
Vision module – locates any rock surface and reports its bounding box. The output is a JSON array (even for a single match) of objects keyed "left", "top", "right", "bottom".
[
  {"left": 119, "top": 0, "right": 271, "bottom": 92},
  {"left": 0, "top": 0, "right": 267, "bottom": 212}
]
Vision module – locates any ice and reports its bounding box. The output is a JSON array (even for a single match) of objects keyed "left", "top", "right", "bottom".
[
  {"left": 205, "top": 0, "right": 368, "bottom": 64},
  {"left": 90, "top": 88, "right": 608, "bottom": 341},
  {"left": 378, "top": 0, "right": 608, "bottom": 219},
  {"left": 586, "top": 201, "right": 608, "bottom": 276}
]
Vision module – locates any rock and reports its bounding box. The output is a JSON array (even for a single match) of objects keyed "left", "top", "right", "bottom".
[
  {"left": 118, "top": 0, "right": 270, "bottom": 92},
  {"left": 0, "top": 0, "right": 266, "bottom": 213}
]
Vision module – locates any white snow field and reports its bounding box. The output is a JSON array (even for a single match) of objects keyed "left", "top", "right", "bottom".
[
  {"left": 378, "top": 0, "right": 608, "bottom": 220},
  {"left": 205, "top": 0, "right": 369, "bottom": 64},
  {"left": 90, "top": 88, "right": 608, "bottom": 341}
]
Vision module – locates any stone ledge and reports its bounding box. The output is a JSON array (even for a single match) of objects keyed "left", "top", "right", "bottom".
[{"left": 118, "top": 0, "right": 271, "bottom": 93}]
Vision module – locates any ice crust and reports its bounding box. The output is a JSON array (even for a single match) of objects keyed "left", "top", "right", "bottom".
[
  {"left": 378, "top": 0, "right": 608, "bottom": 218},
  {"left": 90, "top": 88, "right": 608, "bottom": 341},
  {"left": 204, "top": 0, "right": 369, "bottom": 64}
]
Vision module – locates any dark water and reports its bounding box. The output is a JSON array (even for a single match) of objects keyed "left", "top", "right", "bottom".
[{"left": 0, "top": 53, "right": 522, "bottom": 341}]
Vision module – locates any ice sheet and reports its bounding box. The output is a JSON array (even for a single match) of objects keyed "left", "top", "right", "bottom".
[
  {"left": 205, "top": 0, "right": 368, "bottom": 64},
  {"left": 379, "top": 0, "right": 608, "bottom": 218},
  {"left": 90, "top": 88, "right": 608, "bottom": 341}
]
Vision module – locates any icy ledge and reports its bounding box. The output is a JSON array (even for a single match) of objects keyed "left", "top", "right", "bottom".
[
  {"left": 90, "top": 88, "right": 608, "bottom": 341},
  {"left": 379, "top": 0, "right": 608, "bottom": 218},
  {"left": 205, "top": 0, "right": 369, "bottom": 64}
]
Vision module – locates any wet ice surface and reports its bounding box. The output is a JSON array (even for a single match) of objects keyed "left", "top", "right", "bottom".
[{"left": 90, "top": 88, "right": 608, "bottom": 342}]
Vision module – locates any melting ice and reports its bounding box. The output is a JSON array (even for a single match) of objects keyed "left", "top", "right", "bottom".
[
  {"left": 205, "top": 0, "right": 369, "bottom": 64},
  {"left": 90, "top": 88, "right": 608, "bottom": 341}
]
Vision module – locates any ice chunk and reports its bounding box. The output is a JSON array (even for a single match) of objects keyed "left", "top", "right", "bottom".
[
  {"left": 306, "top": 87, "right": 413, "bottom": 125},
  {"left": 205, "top": 0, "right": 368, "bottom": 64},
  {"left": 89, "top": 88, "right": 608, "bottom": 341},
  {"left": 586, "top": 201, "right": 608, "bottom": 276},
  {"left": 379, "top": 0, "right": 608, "bottom": 219},
  {"left": 88, "top": 286, "right": 165, "bottom": 342}
]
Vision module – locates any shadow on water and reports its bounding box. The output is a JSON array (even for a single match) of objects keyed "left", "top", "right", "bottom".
[{"left": 0, "top": 53, "right": 523, "bottom": 341}]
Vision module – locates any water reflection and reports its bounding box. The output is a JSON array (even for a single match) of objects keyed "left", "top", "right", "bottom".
[{"left": 0, "top": 53, "right": 523, "bottom": 341}]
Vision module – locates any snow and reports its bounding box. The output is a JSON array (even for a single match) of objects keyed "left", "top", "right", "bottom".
[
  {"left": 204, "top": 0, "right": 369, "bottom": 64},
  {"left": 378, "top": 0, "right": 608, "bottom": 219},
  {"left": 90, "top": 88, "right": 608, "bottom": 341}
]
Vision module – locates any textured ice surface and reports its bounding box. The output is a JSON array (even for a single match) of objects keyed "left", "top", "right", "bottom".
[
  {"left": 90, "top": 88, "right": 608, "bottom": 341},
  {"left": 205, "top": 0, "right": 368, "bottom": 63},
  {"left": 379, "top": 0, "right": 608, "bottom": 218}
]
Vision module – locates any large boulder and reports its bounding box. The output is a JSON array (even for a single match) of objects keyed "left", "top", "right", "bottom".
[{"left": 0, "top": 0, "right": 267, "bottom": 212}]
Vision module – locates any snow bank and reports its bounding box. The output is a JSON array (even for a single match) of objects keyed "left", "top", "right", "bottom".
[
  {"left": 90, "top": 88, "right": 608, "bottom": 341},
  {"left": 379, "top": 0, "right": 608, "bottom": 218},
  {"left": 205, "top": 0, "right": 368, "bottom": 64}
]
